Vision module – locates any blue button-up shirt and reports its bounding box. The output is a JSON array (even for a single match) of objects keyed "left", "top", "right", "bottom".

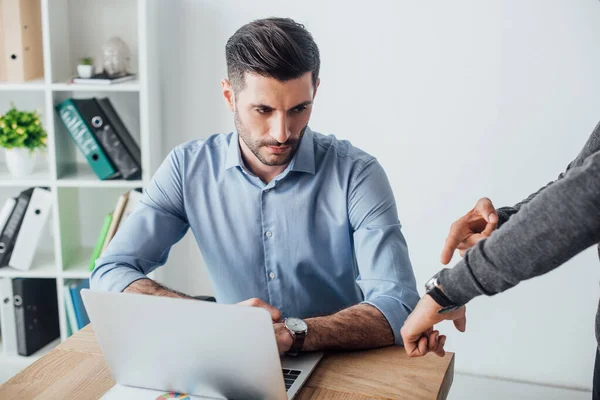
[{"left": 91, "top": 127, "right": 419, "bottom": 344}]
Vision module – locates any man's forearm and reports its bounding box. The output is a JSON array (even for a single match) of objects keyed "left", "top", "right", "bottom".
[
  {"left": 124, "top": 278, "right": 194, "bottom": 299},
  {"left": 302, "top": 303, "right": 394, "bottom": 351}
]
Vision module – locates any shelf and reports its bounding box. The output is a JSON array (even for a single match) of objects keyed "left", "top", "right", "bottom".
[
  {"left": 0, "top": 79, "right": 47, "bottom": 92},
  {"left": 0, "top": 338, "right": 60, "bottom": 364},
  {"left": 0, "top": 252, "right": 57, "bottom": 278},
  {"left": 0, "top": 165, "right": 52, "bottom": 187},
  {"left": 62, "top": 247, "right": 93, "bottom": 279},
  {"left": 51, "top": 78, "right": 140, "bottom": 92},
  {"left": 57, "top": 164, "right": 143, "bottom": 188}
]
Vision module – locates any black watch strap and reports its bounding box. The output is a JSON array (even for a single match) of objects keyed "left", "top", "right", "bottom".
[
  {"left": 287, "top": 331, "right": 305, "bottom": 356},
  {"left": 427, "top": 286, "right": 455, "bottom": 308}
]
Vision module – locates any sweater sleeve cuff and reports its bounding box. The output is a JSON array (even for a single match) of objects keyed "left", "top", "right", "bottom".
[{"left": 437, "top": 259, "right": 488, "bottom": 305}]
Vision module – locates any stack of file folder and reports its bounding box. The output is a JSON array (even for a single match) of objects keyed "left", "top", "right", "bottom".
[
  {"left": 56, "top": 97, "right": 142, "bottom": 181},
  {"left": 89, "top": 188, "right": 143, "bottom": 271}
]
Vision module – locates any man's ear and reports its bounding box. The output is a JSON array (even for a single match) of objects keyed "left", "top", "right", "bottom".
[
  {"left": 313, "top": 78, "right": 320, "bottom": 99},
  {"left": 221, "top": 79, "right": 235, "bottom": 112}
]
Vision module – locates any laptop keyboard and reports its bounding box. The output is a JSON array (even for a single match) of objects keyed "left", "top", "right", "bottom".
[{"left": 282, "top": 369, "right": 302, "bottom": 391}]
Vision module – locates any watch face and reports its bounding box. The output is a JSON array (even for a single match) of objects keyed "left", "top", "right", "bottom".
[
  {"left": 425, "top": 276, "right": 437, "bottom": 292},
  {"left": 286, "top": 318, "right": 307, "bottom": 333}
]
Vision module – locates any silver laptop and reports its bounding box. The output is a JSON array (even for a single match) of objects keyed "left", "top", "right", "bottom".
[{"left": 81, "top": 289, "right": 322, "bottom": 400}]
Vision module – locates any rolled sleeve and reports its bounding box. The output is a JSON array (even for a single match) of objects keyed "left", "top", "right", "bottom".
[
  {"left": 349, "top": 159, "right": 420, "bottom": 345},
  {"left": 90, "top": 255, "right": 148, "bottom": 292},
  {"left": 363, "top": 295, "right": 413, "bottom": 345}
]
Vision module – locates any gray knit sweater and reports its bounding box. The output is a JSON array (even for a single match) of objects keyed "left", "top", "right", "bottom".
[{"left": 438, "top": 121, "right": 600, "bottom": 346}]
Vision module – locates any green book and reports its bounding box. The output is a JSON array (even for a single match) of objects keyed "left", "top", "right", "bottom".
[{"left": 89, "top": 213, "right": 113, "bottom": 271}]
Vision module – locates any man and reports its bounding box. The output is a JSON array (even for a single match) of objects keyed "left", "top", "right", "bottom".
[
  {"left": 400, "top": 123, "right": 600, "bottom": 395},
  {"left": 92, "top": 18, "right": 429, "bottom": 356}
]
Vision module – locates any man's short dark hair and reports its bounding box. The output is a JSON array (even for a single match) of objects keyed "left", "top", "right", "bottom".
[{"left": 225, "top": 17, "right": 320, "bottom": 92}]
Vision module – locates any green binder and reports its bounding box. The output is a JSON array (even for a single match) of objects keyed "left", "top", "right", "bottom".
[
  {"left": 56, "top": 99, "right": 118, "bottom": 180},
  {"left": 89, "top": 213, "right": 113, "bottom": 271}
]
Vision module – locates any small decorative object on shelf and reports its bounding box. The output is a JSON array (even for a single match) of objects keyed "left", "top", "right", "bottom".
[
  {"left": 77, "top": 56, "right": 95, "bottom": 79},
  {"left": 0, "top": 104, "right": 47, "bottom": 177},
  {"left": 102, "top": 36, "right": 132, "bottom": 77}
]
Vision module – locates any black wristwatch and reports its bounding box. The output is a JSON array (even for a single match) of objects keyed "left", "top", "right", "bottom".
[
  {"left": 425, "top": 275, "right": 461, "bottom": 314},
  {"left": 283, "top": 317, "right": 307, "bottom": 356}
]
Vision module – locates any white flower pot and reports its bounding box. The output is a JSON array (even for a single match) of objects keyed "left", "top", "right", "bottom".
[
  {"left": 77, "top": 64, "right": 94, "bottom": 78},
  {"left": 5, "top": 148, "right": 37, "bottom": 177}
]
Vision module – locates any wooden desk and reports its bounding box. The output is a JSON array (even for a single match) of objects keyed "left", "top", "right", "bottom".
[{"left": 0, "top": 326, "right": 454, "bottom": 399}]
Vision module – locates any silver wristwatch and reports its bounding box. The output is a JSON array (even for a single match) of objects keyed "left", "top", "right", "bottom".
[
  {"left": 425, "top": 275, "right": 461, "bottom": 314},
  {"left": 283, "top": 317, "right": 307, "bottom": 356}
]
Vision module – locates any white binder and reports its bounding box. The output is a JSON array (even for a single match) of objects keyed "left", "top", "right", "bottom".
[
  {"left": 0, "top": 277, "right": 17, "bottom": 355},
  {"left": 8, "top": 187, "right": 53, "bottom": 271}
]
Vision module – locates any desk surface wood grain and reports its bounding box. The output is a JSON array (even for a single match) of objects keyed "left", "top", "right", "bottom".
[{"left": 0, "top": 326, "right": 454, "bottom": 400}]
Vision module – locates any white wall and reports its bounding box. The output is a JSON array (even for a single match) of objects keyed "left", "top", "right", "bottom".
[{"left": 154, "top": 0, "right": 600, "bottom": 390}]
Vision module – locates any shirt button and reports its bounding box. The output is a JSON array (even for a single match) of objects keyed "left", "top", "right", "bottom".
[
  {"left": 264, "top": 189, "right": 270, "bottom": 193},
  {"left": 269, "top": 272, "right": 276, "bottom": 279},
  {"left": 265, "top": 231, "right": 272, "bottom": 238}
]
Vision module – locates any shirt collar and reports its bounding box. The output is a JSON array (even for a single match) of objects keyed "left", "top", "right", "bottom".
[
  {"left": 225, "top": 127, "right": 315, "bottom": 175},
  {"left": 225, "top": 132, "right": 243, "bottom": 171}
]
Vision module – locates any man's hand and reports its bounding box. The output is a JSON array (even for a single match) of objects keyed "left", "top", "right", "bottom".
[
  {"left": 236, "top": 297, "right": 282, "bottom": 322},
  {"left": 273, "top": 323, "right": 294, "bottom": 354},
  {"left": 400, "top": 295, "right": 466, "bottom": 357},
  {"left": 236, "top": 298, "right": 293, "bottom": 353},
  {"left": 441, "top": 197, "right": 498, "bottom": 264}
]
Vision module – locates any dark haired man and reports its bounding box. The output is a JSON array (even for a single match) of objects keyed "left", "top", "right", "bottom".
[{"left": 93, "top": 18, "right": 434, "bottom": 355}]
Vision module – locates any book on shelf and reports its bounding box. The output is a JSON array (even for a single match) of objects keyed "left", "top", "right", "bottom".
[
  {"left": 89, "top": 213, "right": 113, "bottom": 271},
  {"left": 71, "top": 72, "right": 136, "bottom": 85},
  {"left": 56, "top": 99, "right": 119, "bottom": 181},
  {"left": 56, "top": 97, "right": 142, "bottom": 181},
  {"left": 13, "top": 278, "right": 60, "bottom": 356},
  {"left": 0, "top": 187, "right": 53, "bottom": 271},
  {"left": 101, "top": 192, "right": 128, "bottom": 253},
  {"left": 0, "top": 188, "right": 34, "bottom": 267},
  {"left": 0, "top": 0, "right": 5, "bottom": 81},
  {"left": 64, "top": 279, "right": 90, "bottom": 336},
  {"left": 0, "top": 0, "right": 44, "bottom": 82},
  {"left": 96, "top": 97, "right": 142, "bottom": 172},
  {"left": 0, "top": 277, "right": 18, "bottom": 355},
  {"left": 89, "top": 189, "right": 142, "bottom": 265},
  {"left": 63, "top": 281, "right": 77, "bottom": 336},
  {"left": 72, "top": 98, "right": 141, "bottom": 180},
  {"left": 9, "top": 187, "right": 53, "bottom": 271}
]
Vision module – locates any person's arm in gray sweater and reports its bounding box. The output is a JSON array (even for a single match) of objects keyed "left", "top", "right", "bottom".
[
  {"left": 401, "top": 147, "right": 600, "bottom": 357},
  {"left": 440, "top": 148, "right": 600, "bottom": 304}
]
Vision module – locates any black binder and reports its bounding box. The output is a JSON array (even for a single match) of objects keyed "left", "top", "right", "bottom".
[
  {"left": 72, "top": 98, "right": 141, "bottom": 180},
  {"left": 0, "top": 188, "right": 33, "bottom": 267},
  {"left": 96, "top": 98, "right": 142, "bottom": 172},
  {"left": 13, "top": 278, "right": 60, "bottom": 356}
]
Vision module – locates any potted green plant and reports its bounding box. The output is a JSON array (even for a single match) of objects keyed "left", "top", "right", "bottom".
[
  {"left": 77, "top": 56, "right": 95, "bottom": 78},
  {"left": 0, "top": 104, "right": 47, "bottom": 177}
]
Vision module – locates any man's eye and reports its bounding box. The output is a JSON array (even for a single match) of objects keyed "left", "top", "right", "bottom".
[
  {"left": 292, "top": 106, "right": 307, "bottom": 114},
  {"left": 256, "top": 108, "right": 271, "bottom": 114}
]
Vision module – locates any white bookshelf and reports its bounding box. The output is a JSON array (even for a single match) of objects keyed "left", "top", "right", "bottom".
[{"left": 0, "top": 0, "right": 161, "bottom": 377}]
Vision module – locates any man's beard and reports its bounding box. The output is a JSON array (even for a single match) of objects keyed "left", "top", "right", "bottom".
[{"left": 234, "top": 111, "right": 305, "bottom": 167}]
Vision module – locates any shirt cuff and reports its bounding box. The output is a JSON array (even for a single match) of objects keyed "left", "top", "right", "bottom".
[
  {"left": 362, "top": 295, "right": 412, "bottom": 346},
  {"left": 90, "top": 264, "right": 148, "bottom": 293}
]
